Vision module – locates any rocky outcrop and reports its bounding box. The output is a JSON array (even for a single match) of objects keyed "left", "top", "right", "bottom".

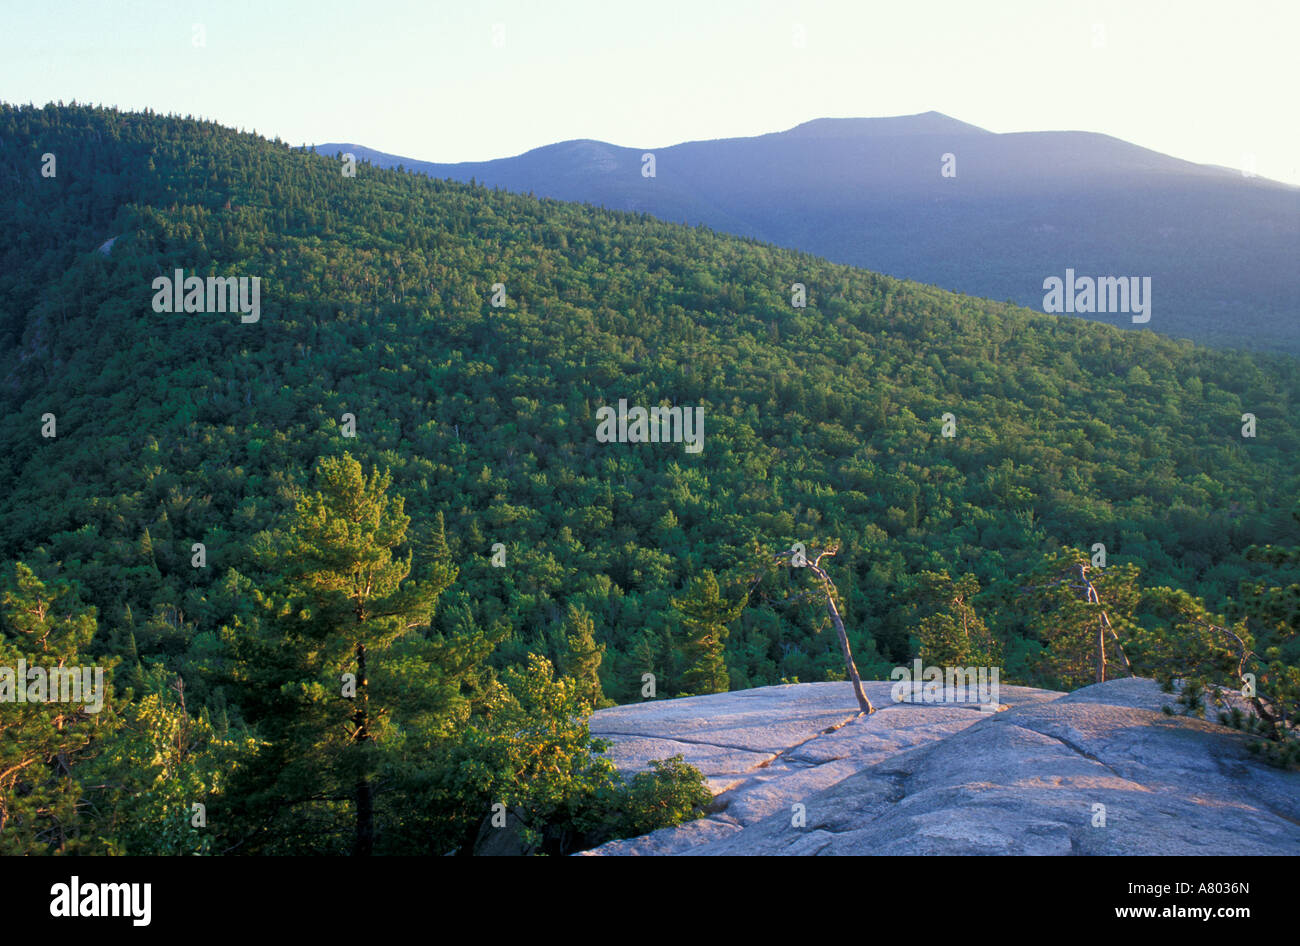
[{"left": 581, "top": 678, "right": 1300, "bottom": 855}]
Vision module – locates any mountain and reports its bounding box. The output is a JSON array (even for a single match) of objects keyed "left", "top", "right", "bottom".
[
  {"left": 3, "top": 101, "right": 1297, "bottom": 695},
  {"left": 1, "top": 103, "right": 1297, "bottom": 852},
  {"left": 315, "top": 111, "right": 1300, "bottom": 354},
  {"left": 582, "top": 678, "right": 1300, "bottom": 855}
]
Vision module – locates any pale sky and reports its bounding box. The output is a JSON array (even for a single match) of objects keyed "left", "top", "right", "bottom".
[{"left": 2, "top": 0, "right": 1297, "bottom": 184}]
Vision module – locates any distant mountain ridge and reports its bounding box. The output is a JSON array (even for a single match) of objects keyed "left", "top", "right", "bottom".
[{"left": 314, "top": 111, "right": 1300, "bottom": 354}]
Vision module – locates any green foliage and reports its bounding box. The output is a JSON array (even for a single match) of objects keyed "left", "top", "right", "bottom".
[
  {"left": 85, "top": 667, "right": 262, "bottom": 855},
  {"left": 224, "top": 459, "right": 699, "bottom": 855},
  {"left": 490, "top": 654, "right": 622, "bottom": 849},
  {"left": 3, "top": 104, "right": 1297, "bottom": 702},
  {"left": 1236, "top": 508, "right": 1300, "bottom": 647},
  {"left": 0, "top": 563, "right": 118, "bottom": 852},
  {"left": 399, "top": 654, "right": 708, "bottom": 855},
  {"left": 1130, "top": 508, "right": 1300, "bottom": 768},
  {"left": 226, "top": 453, "right": 465, "bottom": 853},
  {"left": 1132, "top": 586, "right": 1299, "bottom": 768},
  {"left": 559, "top": 604, "right": 609, "bottom": 710},
  {"left": 909, "top": 571, "right": 1002, "bottom": 667},
  {"left": 603, "top": 755, "right": 714, "bottom": 840},
  {"left": 0, "top": 103, "right": 1297, "bottom": 850},
  {"left": 672, "top": 570, "right": 745, "bottom": 695},
  {"left": 1017, "top": 548, "right": 1142, "bottom": 689}
]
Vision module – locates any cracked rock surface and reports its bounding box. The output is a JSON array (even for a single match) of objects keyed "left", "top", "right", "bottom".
[{"left": 580, "top": 677, "right": 1300, "bottom": 855}]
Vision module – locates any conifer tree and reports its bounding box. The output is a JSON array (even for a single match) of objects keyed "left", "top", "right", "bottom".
[
  {"left": 632, "top": 631, "right": 658, "bottom": 699},
  {"left": 671, "top": 570, "right": 743, "bottom": 695},
  {"left": 1019, "top": 547, "right": 1139, "bottom": 689},
  {"left": 912, "top": 571, "right": 1002, "bottom": 667},
  {"left": 559, "top": 604, "right": 607, "bottom": 709},
  {"left": 751, "top": 543, "right": 876, "bottom": 714},
  {"left": 0, "top": 563, "right": 118, "bottom": 853},
  {"left": 1131, "top": 508, "right": 1300, "bottom": 768},
  {"left": 235, "top": 453, "right": 457, "bottom": 855}
]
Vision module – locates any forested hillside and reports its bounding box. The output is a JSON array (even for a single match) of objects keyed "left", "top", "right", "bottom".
[
  {"left": 316, "top": 111, "right": 1300, "bottom": 353},
  {"left": 1, "top": 103, "right": 1296, "bottom": 853}
]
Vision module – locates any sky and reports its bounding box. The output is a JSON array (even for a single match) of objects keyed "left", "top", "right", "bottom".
[{"left": 2, "top": 0, "right": 1297, "bottom": 184}]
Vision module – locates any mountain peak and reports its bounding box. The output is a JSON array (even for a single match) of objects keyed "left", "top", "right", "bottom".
[{"left": 783, "top": 111, "right": 992, "bottom": 138}]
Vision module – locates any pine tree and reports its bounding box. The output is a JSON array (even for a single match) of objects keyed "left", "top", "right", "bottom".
[
  {"left": 235, "top": 453, "right": 457, "bottom": 855},
  {"left": 1019, "top": 547, "right": 1139, "bottom": 689},
  {"left": 412, "top": 509, "right": 454, "bottom": 578},
  {"left": 912, "top": 571, "right": 1002, "bottom": 667},
  {"left": 756, "top": 542, "right": 875, "bottom": 714},
  {"left": 0, "top": 563, "right": 118, "bottom": 853},
  {"left": 671, "top": 570, "right": 743, "bottom": 695},
  {"left": 112, "top": 624, "right": 145, "bottom": 694},
  {"left": 633, "top": 631, "right": 658, "bottom": 699},
  {"left": 1130, "top": 507, "right": 1300, "bottom": 768},
  {"left": 559, "top": 604, "right": 606, "bottom": 709}
]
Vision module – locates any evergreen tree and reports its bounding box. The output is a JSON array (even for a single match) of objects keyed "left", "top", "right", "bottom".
[
  {"left": 1134, "top": 506, "right": 1300, "bottom": 768},
  {"left": 671, "top": 570, "right": 743, "bottom": 695},
  {"left": 911, "top": 571, "right": 1002, "bottom": 667},
  {"left": 1019, "top": 548, "right": 1140, "bottom": 689},
  {"left": 632, "top": 631, "right": 658, "bottom": 699},
  {"left": 233, "top": 453, "right": 457, "bottom": 855},
  {"left": 412, "top": 509, "right": 454, "bottom": 579},
  {"left": 559, "top": 604, "right": 607, "bottom": 709},
  {"left": 0, "top": 563, "right": 118, "bottom": 853}
]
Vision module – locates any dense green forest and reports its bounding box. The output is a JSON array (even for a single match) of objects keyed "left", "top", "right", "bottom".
[{"left": 0, "top": 103, "right": 1296, "bottom": 854}]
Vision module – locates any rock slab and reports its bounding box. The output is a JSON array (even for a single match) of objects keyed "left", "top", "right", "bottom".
[{"left": 582, "top": 678, "right": 1300, "bottom": 856}]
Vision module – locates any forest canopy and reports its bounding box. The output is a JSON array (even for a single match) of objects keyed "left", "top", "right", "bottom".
[{"left": 0, "top": 103, "right": 1296, "bottom": 852}]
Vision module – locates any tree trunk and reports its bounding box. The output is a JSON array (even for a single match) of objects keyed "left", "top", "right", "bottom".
[
  {"left": 1105, "top": 617, "right": 1131, "bottom": 677},
  {"left": 354, "top": 776, "right": 373, "bottom": 857},
  {"left": 352, "top": 641, "right": 373, "bottom": 856},
  {"left": 808, "top": 562, "right": 873, "bottom": 715},
  {"left": 1095, "top": 620, "right": 1106, "bottom": 684}
]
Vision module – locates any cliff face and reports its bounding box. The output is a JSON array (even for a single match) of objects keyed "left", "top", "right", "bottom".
[{"left": 582, "top": 678, "right": 1300, "bottom": 855}]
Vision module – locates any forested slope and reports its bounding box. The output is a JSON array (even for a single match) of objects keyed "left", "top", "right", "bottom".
[
  {"left": 315, "top": 111, "right": 1300, "bottom": 353},
  {"left": 0, "top": 104, "right": 1296, "bottom": 852}
]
